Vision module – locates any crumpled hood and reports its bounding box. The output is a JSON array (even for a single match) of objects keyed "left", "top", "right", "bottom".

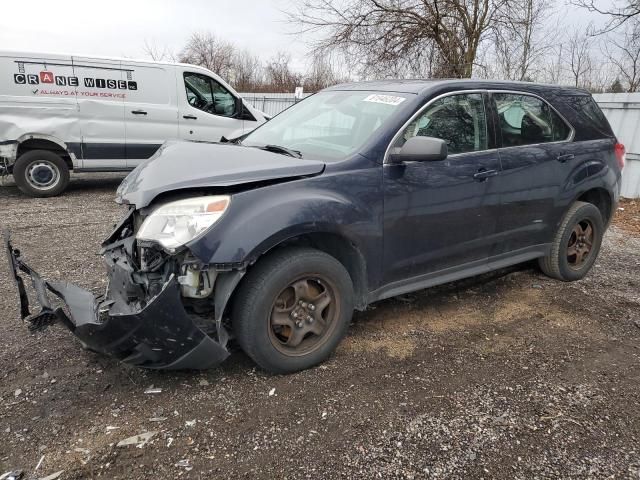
[{"left": 116, "top": 141, "right": 326, "bottom": 208}]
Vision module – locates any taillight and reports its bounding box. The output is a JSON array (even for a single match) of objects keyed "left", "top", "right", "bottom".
[{"left": 615, "top": 142, "right": 626, "bottom": 170}]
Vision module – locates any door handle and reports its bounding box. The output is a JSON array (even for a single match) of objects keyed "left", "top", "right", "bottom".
[
  {"left": 473, "top": 169, "right": 498, "bottom": 181},
  {"left": 183, "top": 115, "right": 198, "bottom": 120},
  {"left": 131, "top": 110, "right": 148, "bottom": 116},
  {"left": 557, "top": 154, "right": 575, "bottom": 163}
]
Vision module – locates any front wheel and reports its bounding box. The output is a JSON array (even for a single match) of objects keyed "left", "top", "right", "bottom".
[
  {"left": 13, "top": 150, "right": 70, "bottom": 197},
  {"left": 233, "top": 247, "right": 354, "bottom": 374},
  {"left": 539, "top": 201, "right": 605, "bottom": 281}
]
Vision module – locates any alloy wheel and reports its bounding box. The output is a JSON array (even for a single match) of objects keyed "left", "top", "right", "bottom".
[
  {"left": 269, "top": 275, "right": 340, "bottom": 356},
  {"left": 567, "top": 219, "right": 595, "bottom": 269}
]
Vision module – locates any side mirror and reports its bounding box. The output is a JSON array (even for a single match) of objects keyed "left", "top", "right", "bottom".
[
  {"left": 234, "top": 97, "right": 244, "bottom": 118},
  {"left": 389, "top": 136, "right": 448, "bottom": 163}
]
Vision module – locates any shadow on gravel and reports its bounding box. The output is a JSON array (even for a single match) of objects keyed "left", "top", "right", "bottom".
[
  {"left": 0, "top": 173, "right": 127, "bottom": 198},
  {"left": 65, "top": 174, "right": 128, "bottom": 192}
]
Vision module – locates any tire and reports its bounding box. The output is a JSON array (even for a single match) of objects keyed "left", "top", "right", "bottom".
[
  {"left": 539, "top": 201, "right": 604, "bottom": 282},
  {"left": 13, "top": 150, "right": 70, "bottom": 197},
  {"left": 233, "top": 247, "right": 355, "bottom": 374}
]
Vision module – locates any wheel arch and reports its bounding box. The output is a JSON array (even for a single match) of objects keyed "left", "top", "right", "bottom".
[
  {"left": 243, "top": 230, "right": 369, "bottom": 311},
  {"left": 16, "top": 134, "right": 75, "bottom": 170},
  {"left": 575, "top": 187, "right": 613, "bottom": 225}
]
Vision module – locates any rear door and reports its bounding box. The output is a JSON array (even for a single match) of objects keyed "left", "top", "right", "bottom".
[
  {"left": 122, "top": 62, "right": 179, "bottom": 168},
  {"left": 490, "top": 91, "right": 575, "bottom": 254},
  {"left": 383, "top": 92, "right": 502, "bottom": 285},
  {"left": 72, "top": 56, "right": 127, "bottom": 169},
  {"left": 178, "top": 69, "right": 251, "bottom": 142}
]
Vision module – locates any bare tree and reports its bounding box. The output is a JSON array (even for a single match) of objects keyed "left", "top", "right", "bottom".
[
  {"left": 289, "top": 0, "right": 513, "bottom": 79},
  {"left": 538, "top": 42, "right": 565, "bottom": 84},
  {"left": 231, "top": 49, "right": 264, "bottom": 92},
  {"left": 304, "top": 54, "right": 340, "bottom": 92},
  {"left": 490, "top": 0, "right": 556, "bottom": 80},
  {"left": 178, "top": 32, "right": 236, "bottom": 80},
  {"left": 608, "top": 77, "right": 625, "bottom": 91},
  {"left": 142, "top": 39, "right": 174, "bottom": 62},
  {"left": 572, "top": 0, "right": 640, "bottom": 33},
  {"left": 265, "top": 52, "right": 302, "bottom": 92},
  {"left": 568, "top": 30, "right": 594, "bottom": 87},
  {"left": 603, "top": 21, "right": 640, "bottom": 91}
]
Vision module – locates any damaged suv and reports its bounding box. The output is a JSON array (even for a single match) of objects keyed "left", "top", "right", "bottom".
[{"left": 5, "top": 80, "right": 623, "bottom": 374}]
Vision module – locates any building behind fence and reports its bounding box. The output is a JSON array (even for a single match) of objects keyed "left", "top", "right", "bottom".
[{"left": 242, "top": 92, "right": 640, "bottom": 198}]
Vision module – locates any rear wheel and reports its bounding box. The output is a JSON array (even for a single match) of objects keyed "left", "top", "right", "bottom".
[
  {"left": 539, "top": 201, "right": 604, "bottom": 281},
  {"left": 13, "top": 150, "right": 70, "bottom": 197},
  {"left": 233, "top": 247, "right": 354, "bottom": 374}
]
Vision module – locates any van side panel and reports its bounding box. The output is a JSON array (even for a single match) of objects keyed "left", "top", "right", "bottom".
[
  {"left": 0, "top": 52, "right": 81, "bottom": 165},
  {"left": 121, "top": 61, "right": 179, "bottom": 168},
  {"left": 72, "top": 56, "right": 127, "bottom": 169},
  {"left": 0, "top": 51, "right": 266, "bottom": 173}
]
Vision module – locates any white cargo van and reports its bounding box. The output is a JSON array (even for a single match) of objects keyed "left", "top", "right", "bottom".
[{"left": 0, "top": 51, "right": 267, "bottom": 197}]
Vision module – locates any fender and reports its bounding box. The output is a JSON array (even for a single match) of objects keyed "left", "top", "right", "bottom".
[
  {"left": 552, "top": 144, "right": 619, "bottom": 229},
  {"left": 186, "top": 168, "right": 384, "bottom": 287}
]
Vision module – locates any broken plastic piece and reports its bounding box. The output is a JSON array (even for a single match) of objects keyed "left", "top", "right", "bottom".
[
  {"left": 116, "top": 431, "right": 157, "bottom": 448},
  {"left": 0, "top": 471, "right": 24, "bottom": 480}
]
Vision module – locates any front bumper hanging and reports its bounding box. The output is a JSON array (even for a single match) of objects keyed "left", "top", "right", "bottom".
[{"left": 4, "top": 230, "right": 230, "bottom": 370}]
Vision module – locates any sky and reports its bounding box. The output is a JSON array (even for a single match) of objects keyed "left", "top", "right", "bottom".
[
  {"left": 0, "top": 0, "right": 308, "bottom": 68},
  {"left": 0, "top": 0, "right": 610, "bottom": 73}
]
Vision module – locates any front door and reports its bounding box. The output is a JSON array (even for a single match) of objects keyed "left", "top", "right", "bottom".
[
  {"left": 383, "top": 92, "right": 501, "bottom": 286},
  {"left": 179, "top": 71, "right": 246, "bottom": 142}
]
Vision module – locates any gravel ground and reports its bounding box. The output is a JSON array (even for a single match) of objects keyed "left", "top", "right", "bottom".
[{"left": 0, "top": 175, "right": 639, "bottom": 479}]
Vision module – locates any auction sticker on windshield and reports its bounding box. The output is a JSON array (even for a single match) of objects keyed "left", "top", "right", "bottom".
[{"left": 363, "top": 94, "right": 406, "bottom": 106}]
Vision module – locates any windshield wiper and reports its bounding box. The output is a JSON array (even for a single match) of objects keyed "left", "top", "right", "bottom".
[{"left": 257, "top": 144, "right": 303, "bottom": 159}]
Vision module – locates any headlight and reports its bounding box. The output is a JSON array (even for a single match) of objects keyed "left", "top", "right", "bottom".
[{"left": 136, "top": 195, "right": 230, "bottom": 251}]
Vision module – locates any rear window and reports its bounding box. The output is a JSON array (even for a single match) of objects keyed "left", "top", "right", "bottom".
[{"left": 562, "top": 95, "right": 613, "bottom": 138}]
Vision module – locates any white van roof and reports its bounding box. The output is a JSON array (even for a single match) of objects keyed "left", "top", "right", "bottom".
[{"left": 0, "top": 49, "right": 213, "bottom": 72}]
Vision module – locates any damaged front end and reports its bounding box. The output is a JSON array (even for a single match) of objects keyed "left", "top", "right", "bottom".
[{"left": 4, "top": 209, "right": 244, "bottom": 370}]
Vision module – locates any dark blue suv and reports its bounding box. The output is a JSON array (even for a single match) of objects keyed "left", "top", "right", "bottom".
[{"left": 6, "top": 80, "right": 625, "bottom": 374}]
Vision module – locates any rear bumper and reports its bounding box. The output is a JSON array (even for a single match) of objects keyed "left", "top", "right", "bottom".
[{"left": 4, "top": 231, "right": 229, "bottom": 370}]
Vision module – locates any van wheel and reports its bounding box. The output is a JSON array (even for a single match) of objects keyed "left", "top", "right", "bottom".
[
  {"left": 233, "top": 247, "right": 354, "bottom": 374},
  {"left": 13, "top": 150, "right": 70, "bottom": 197},
  {"left": 539, "top": 201, "right": 604, "bottom": 282}
]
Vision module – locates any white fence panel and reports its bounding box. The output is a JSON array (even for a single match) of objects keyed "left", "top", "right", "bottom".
[
  {"left": 593, "top": 93, "right": 640, "bottom": 198},
  {"left": 240, "top": 93, "right": 309, "bottom": 117}
]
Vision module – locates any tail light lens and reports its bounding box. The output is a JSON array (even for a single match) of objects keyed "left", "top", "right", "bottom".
[{"left": 615, "top": 142, "right": 626, "bottom": 170}]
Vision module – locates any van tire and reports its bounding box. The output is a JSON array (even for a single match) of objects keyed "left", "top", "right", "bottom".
[
  {"left": 539, "top": 201, "right": 604, "bottom": 282},
  {"left": 13, "top": 150, "right": 70, "bottom": 197},
  {"left": 232, "top": 247, "right": 354, "bottom": 374}
]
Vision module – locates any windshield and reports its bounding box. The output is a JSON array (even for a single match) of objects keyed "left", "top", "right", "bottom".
[{"left": 241, "top": 91, "right": 412, "bottom": 161}]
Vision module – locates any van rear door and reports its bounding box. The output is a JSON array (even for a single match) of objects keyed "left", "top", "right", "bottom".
[
  {"left": 121, "top": 61, "right": 179, "bottom": 168},
  {"left": 72, "top": 56, "right": 126, "bottom": 169}
]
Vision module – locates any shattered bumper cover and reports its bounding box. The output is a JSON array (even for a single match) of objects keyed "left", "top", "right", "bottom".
[{"left": 4, "top": 232, "right": 229, "bottom": 370}]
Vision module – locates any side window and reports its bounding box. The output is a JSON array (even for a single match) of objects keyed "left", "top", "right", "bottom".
[
  {"left": 183, "top": 72, "right": 236, "bottom": 118},
  {"left": 563, "top": 95, "right": 613, "bottom": 138},
  {"left": 399, "top": 93, "right": 488, "bottom": 155},
  {"left": 493, "top": 93, "right": 571, "bottom": 147}
]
